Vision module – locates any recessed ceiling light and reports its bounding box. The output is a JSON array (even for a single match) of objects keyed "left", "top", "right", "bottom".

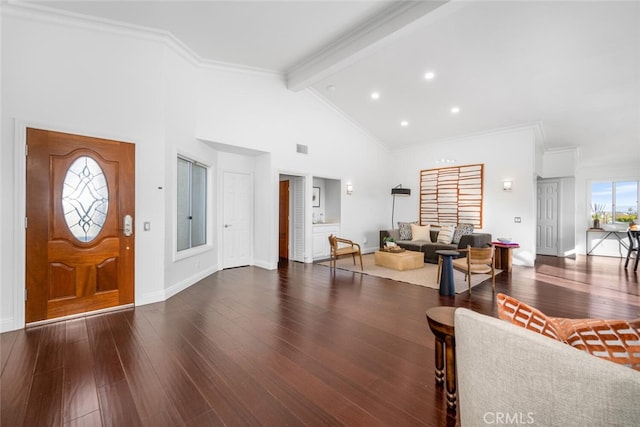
[
  {"left": 400, "top": 120, "right": 409, "bottom": 127},
  {"left": 424, "top": 71, "right": 435, "bottom": 80},
  {"left": 326, "top": 85, "right": 336, "bottom": 92},
  {"left": 451, "top": 106, "right": 460, "bottom": 114},
  {"left": 371, "top": 92, "right": 380, "bottom": 100}
]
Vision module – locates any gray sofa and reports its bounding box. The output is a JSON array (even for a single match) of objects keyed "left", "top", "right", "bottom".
[
  {"left": 455, "top": 308, "right": 640, "bottom": 426},
  {"left": 379, "top": 228, "right": 492, "bottom": 264}
]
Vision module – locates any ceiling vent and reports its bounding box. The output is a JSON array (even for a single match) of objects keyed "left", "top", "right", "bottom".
[{"left": 296, "top": 144, "right": 308, "bottom": 155}]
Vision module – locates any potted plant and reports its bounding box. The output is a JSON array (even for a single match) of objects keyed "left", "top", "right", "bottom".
[
  {"left": 591, "top": 203, "right": 606, "bottom": 229},
  {"left": 383, "top": 236, "right": 396, "bottom": 248}
]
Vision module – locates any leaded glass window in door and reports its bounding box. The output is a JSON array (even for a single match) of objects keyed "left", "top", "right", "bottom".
[{"left": 62, "top": 156, "right": 109, "bottom": 242}]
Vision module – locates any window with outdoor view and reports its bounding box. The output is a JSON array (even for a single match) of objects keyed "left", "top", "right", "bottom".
[
  {"left": 590, "top": 181, "right": 638, "bottom": 226},
  {"left": 177, "top": 156, "right": 207, "bottom": 251}
]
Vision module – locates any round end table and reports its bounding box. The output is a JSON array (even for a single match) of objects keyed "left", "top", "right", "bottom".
[{"left": 425, "top": 306, "right": 457, "bottom": 411}]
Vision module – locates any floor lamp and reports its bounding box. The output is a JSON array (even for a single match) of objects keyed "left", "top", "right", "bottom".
[{"left": 391, "top": 184, "right": 411, "bottom": 228}]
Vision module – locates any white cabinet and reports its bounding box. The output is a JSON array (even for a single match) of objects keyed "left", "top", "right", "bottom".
[{"left": 312, "top": 223, "right": 340, "bottom": 260}]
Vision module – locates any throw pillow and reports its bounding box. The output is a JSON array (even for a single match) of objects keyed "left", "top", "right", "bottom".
[
  {"left": 398, "top": 221, "right": 417, "bottom": 240},
  {"left": 452, "top": 223, "right": 474, "bottom": 244},
  {"left": 436, "top": 225, "right": 455, "bottom": 244},
  {"left": 411, "top": 224, "right": 431, "bottom": 241},
  {"left": 496, "top": 293, "right": 563, "bottom": 341},
  {"left": 559, "top": 318, "right": 640, "bottom": 370}
]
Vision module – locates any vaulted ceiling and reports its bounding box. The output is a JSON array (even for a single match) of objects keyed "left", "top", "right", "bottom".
[{"left": 22, "top": 1, "right": 640, "bottom": 169}]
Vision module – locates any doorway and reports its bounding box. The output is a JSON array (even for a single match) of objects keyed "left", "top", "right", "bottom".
[
  {"left": 279, "top": 180, "right": 289, "bottom": 261},
  {"left": 25, "top": 128, "right": 135, "bottom": 323},
  {"left": 279, "top": 174, "right": 305, "bottom": 263}
]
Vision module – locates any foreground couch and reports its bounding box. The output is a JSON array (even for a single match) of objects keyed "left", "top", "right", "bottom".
[
  {"left": 379, "top": 225, "right": 491, "bottom": 264},
  {"left": 455, "top": 308, "right": 640, "bottom": 426}
]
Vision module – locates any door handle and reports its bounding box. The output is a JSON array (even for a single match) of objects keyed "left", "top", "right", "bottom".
[
  {"left": 224, "top": 224, "right": 231, "bottom": 228},
  {"left": 123, "top": 215, "right": 133, "bottom": 236}
]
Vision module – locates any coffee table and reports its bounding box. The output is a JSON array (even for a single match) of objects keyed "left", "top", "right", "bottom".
[{"left": 374, "top": 249, "right": 423, "bottom": 271}]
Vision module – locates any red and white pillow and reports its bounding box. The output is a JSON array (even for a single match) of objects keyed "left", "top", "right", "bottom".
[{"left": 496, "top": 293, "right": 640, "bottom": 370}]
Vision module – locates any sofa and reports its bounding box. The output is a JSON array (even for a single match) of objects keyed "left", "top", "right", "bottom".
[
  {"left": 379, "top": 224, "right": 492, "bottom": 264},
  {"left": 455, "top": 308, "right": 640, "bottom": 426}
]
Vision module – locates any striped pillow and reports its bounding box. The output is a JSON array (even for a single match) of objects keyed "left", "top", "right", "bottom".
[
  {"left": 496, "top": 293, "right": 562, "bottom": 341},
  {"left": 497, "top": 293, "right": 640, "bottom": 370},
  {"left": 436, "top": 225, "right": 455, "bottom": 244},
  {"left": 560, "top": 318, "right": 640, "bottom": 370}
]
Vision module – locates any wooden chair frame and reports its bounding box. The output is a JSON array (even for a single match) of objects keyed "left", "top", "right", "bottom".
[
  {"left": 449, "top": 245, "right": 495, "bottom": 293},
  {"left": 328, "top": 234, "right": 363, "bottom": 270},
  {"left": 625, "top": 230, "right": 639, "bottom": 272}
]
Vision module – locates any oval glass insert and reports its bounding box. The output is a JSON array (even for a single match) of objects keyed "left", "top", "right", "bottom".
[{"left": 62, "top": 156, "right": 109, "bottom": 242}]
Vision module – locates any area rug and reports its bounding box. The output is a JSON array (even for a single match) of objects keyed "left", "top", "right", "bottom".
[{"left": 318, "top": 253, "right": 501, "bottom": 294}]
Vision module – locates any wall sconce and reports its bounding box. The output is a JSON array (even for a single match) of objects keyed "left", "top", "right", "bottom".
[
  {"left": 503, "top": 180, "right": 512, "bottom": 191},
  {"left": 346, "top": 184, "right": 353, "bottom": 195}
]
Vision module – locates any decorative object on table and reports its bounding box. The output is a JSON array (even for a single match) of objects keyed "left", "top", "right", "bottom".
[
  {"left": 497, "top": 237, "right": 512, "bottom": 243},
  {"left": 312, "top": 186, "right": 320, "bottom": 207},
  {"left": 390, "top": 184, "right": 411, "bottom": 228},
  {"left": 590, "top": 202, "right": 606, "bottom": 229},
  {"left": 383, "top": 235, "right": 396, "bottom": 247},
  {"left": 420, "top": 163, "right": 484, "bottom": 228}
]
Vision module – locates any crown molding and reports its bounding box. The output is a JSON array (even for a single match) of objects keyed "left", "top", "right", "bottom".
[
  {"left": 2, "top": 2, "right": 283, "bottom": 78},
  {"left": 286, "top": 0, "right": 451, "bottom": 91}
]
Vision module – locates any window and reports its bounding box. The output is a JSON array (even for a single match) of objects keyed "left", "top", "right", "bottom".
[
  {"left": 177, "top": 156, "right": 207, "bottom": 251},
  {"left": 590, "top": 181, "right": 638, "bottom": 225}
]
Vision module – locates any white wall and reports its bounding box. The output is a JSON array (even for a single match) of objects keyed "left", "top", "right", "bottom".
[
  {"left": 389, "top": 126, "right": 539, "bottom": 267},
  {"left": 0, "top": 6, "right": 391, "bottom": 331}
]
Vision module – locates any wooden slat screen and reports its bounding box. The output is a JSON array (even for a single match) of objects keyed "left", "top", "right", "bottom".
[{"left": 420, "top": 163, "right": 484, "bottom": 228}]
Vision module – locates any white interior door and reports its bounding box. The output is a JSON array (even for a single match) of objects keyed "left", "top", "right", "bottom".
[
  {"left": 537, "top": 180, "right": 559, "bottom": 256},
  {"left": 223, "top": 171, "right": 252, "bottom": 268}
]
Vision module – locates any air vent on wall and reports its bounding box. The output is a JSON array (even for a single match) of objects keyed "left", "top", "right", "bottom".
[{"left": 296, "top": 144, "right": 308, "bottom": 154}]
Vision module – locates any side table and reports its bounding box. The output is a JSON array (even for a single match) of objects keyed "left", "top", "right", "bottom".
[
  {"left": 425, "top": 306, "right": 457, "bottom": 411},
  {"left": 436, "top": 250, "right": 459, "bottom": 296},
  {"left": 492, "top": 242, "right": 519, "bottom": 272}
]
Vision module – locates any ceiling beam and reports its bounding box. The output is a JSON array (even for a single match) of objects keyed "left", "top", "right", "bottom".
[{"left": 286, "top": 0, "right": 449, "bottom": 92}]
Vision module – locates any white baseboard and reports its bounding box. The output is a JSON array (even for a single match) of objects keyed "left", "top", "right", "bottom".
[
  {"left": 253, "top": 259, "right": 277, "bottom": 270},
  {"left": 0, "top": 317, "right": 16, "bottom": 333},
  {"left": 164, "top": 264, "right": 219, "bottom": 300}
]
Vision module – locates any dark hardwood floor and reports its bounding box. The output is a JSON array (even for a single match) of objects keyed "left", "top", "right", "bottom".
[{"left": 2, "top": 255, "right": 639, "bottom": 426}]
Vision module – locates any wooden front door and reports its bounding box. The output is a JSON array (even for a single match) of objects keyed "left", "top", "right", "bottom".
[{"left": 26, "top": 128, "right": 135, "bottom": 323}]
